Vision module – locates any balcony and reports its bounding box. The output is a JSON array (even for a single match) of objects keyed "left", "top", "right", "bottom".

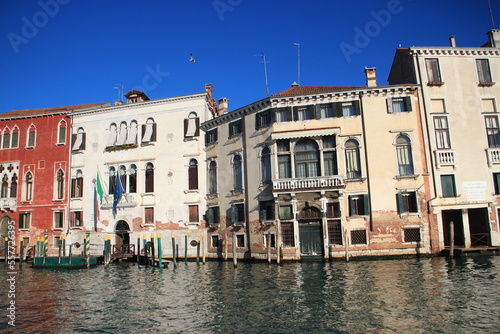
[
  {"left": 0, "top": 198, "right": 16, "bottom": 212},
  {"left": 273, "top": 176, "right": 343, "bottom": 192},
  {"left": 487, "top": 148, "right": 500, "bottom": 167},
  {"left": 434, "top": 150, "right": 456, "bottom": 169}
]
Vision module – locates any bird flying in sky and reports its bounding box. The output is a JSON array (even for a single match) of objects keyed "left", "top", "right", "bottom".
[{"left": 189, "top": 54, "right": 197, "bottom": 62}]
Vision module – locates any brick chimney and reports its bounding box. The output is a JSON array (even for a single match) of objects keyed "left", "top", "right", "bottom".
[
  {"left": 364, "top": 67, "right": 377, "bottom": 87},
  {"left": 218, "top": 98, "right": 229, "bottom": 114}
]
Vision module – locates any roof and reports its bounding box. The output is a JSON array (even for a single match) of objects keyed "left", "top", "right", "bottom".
[
  {"left": 272, "top": 86, "right": 362, "bottom": 97},
  {"left": 0, "top": 102, "right": 111, "bottom": 119}
]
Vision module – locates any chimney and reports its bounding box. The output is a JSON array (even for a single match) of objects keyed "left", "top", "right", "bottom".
[
  {"left": 218, "top": 98, "right": 229, "bottom": 114},
  {"left": 114, "top": 100, "right": 123, "bottom": 106},
  {"left": 487, "top": 29, "right": 500, "bottom": 48},
  {"left": 364, "top": 67, "right": 377, "bottom": 87},
  {"left": 291, "top": 81, "right": 299, "bottom": 87},
  {"left": 449, "top": 36, "right": 456, "bottom": 47}
]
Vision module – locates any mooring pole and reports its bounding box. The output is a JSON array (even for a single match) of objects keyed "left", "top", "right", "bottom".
[
  {"left": 62, "top": 235, "right": 66, "bottom": 256},
  {"left": 58, "top": 238, "right": 62, "bottom": 264},
  {"left": 68, "top": 244, "right": 73, "bottom": 265},
  {"left": 171, "top": 233, "right": 177, "bottom": 268},
  {"left": 150, "top": 233, "right": 155, "bottom": 266},
  {"left": 157, "top": 233, "right": 163, "bottom": 269},
  {"left": 3, "top": 237, "right": 8, "bottom": 267},
  {"left": 184, "top": 233, "right": 188, "bottom": 263},
  {"left": 450, "top": 221, "right": 455, "bottom": 259},
  {"left": 345, "top": 229, "right": 350, "bottom": 262},
  {"left": 19, "top": 237, "right": 24, "bottom": 268},
  {"left": 44, "top": 232, "right": 49, "bottom": 262},
  {"left": 196, "top": 239, "right": 200, "bottom": 265},
  {"left": 137, "top": 234, "right": 141, "bottom": 264},
  {"left": 85, "top": 231, "right": 90, "bottom": 268},
  {"left": 232, "top": 231, "right": 237, "bottom": 268},
  {"left": 143, "top": 234, "right": 148, "bottom": 267},
  {"left": 104, "top": 235, "right": 110, "bottom": 265},
  {"left": 267, "top": 233, "right": 271, "bottom": 264}
]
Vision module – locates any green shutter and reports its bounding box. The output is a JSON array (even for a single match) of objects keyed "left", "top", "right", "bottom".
[
  {"left": 349, "top": 196, "right": 355, "bottom": 216},
  {"left": 396, "top": 193, "right": 403, "bottom": 214},
  {"left": 386, "top": 98, "right": 394, "bottom": 114},
  {"left": 333, "top": 102, "right": 342, "bottom": 117},
  {"left": 207, "top": 208, "right": 214, "bottom": 225},
  {"left": 231, "top": 204, "right": 238, "bottom": 223},
  {"left": 363, "top": 195, "right": 370, "bottom": 215},
  {"left": 404, "top": 96, "right": 412, "bottom": 111},
  {"left": 353, "top": 100, "right": 361, "bottom": 116}
]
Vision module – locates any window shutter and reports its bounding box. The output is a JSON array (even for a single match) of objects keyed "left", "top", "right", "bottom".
[
  {"left": 349, "top": 196, "right": 355, "bottom": 216},
  {"left": 71, "top": 179, "right": 76, "bottom": 198},
  {"left": 396, "top": 193, "right": 403, "bottom": 214},
  {"left": 353, "top": 100, "right": 361, "bottom": 116},
  {"left": 270, "top": 109, "right": 276, "bottom": 124},
  {"left": 255, "top": 113, "right": 261, "bottom": 130},
  {"left": 259, "top": 208, "right": 267, "bottom": 221},
  {"left": 141, "top": 124, "right": 146, "bottom": 142},
  {"left": 314, "top": 104, "right": 321, "bottom": 119},
  {"left": 386, "top": 98, "right": 393, "bottom": 114},
  {"left": 363, "top": 195, "right": 370, "bottom": 215},
  {"left": 333, "top": 102, "right": 342, "bottom": 117},
  {"left": 207, "top": 207, "right": 214, "bottom": 225},
  {"left": 292, "top": 106, "right": 298, "bottom": 121},
  {"left": 231, "top": 204, "right": 238, "bottom": 223},
  {"left": 80, "top": 133, "right": 86, "bottom": 150},
  {"left": 404, "top": 97, "right": 412, "bottom": 111},
  {"left": 195, "top": 118, "right": 200, "bottom": 137},
  {"left": 184, "top": 118, "right": 189, "bottom": 137},
  {"left": 151, "top": 123, "right": 157, "bottom": 142}
]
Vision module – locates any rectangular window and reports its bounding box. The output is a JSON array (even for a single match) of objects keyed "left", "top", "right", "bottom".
[
  {"left": 145, "top": 207, "right": 154, "bottom": 225},
  {"left": 54, "top": 236, "right": 63, "bottom": 248},
  {"left": 278, "top": 155, "right": 291, "bottom": 179},
  {"left": 328, "top": 220, "right": 342, "bottom": 245},
  {"left": 259, "top": 200, "right": 275, "bottom": 221},
  {"left": 326, "top": 202, "right": 341, "bottom": 218},
  {"left": 275, "top": 108, "right": 291, "bottom": 122},
  {"left": 236, "top": 234, "right": 245, "bottom": 248},
  {"left": 319, "top": 104, "right": 333, "bottom": 118},
  {"left": 231, "top": 203, "right": 245, "bottom": 223},
  {"left": 71, "top": 132, "right": 86, "bottom": 151},
  {"left": 350, "top": 229, "right": 367, "bottom": 245},
  {"left": 256, "top": 110, "right": 271, "bottom": 129},
  {"left": 441, "top": 175, "right": 457, "bottom": 197},
  {"left": 70, "top": 211, "right": 82, "bottom": 227},
  {"left": 396, "top": 192, "right": 418, "bottom": 214},
  {"left": 476, "top": 59, "right": 493, "bottom": 84},
  {"left": 485, "top": 116, "right": 500, "bottom": 147},
  {"left": 71, "top": 177, "right": 84, "bottom": 198},
  {"left": 296, "top": 107, "right": 312, "bottom": 120},
  {"left": 58, "top": 126, "right": 66, "bottom": 144},
  {"left": 2, "top": 133, "right": 10, "bottom": 149},
  {"left": 205, "top": 129, "right": 218, "bottom": 145},
  {"left": 141, "top": 122, "right": 157, "bottom": 143},
  {"left": 493, "top": 173, "right": 500, "bottom": 195},
  {"left": 54, "top": 211, "right": 63, "bottom": 229},
  {"left": 279, "top": 205, "right": 293, "bottom": 220},
  {"left": 425, "top": 58, "right": 442, "bottom": 84},
  {"left": 189, "top": 205, "right": 199, "bottom": 223},
  {"left": 482, "top": 98, "right": 496, "bottom": 113},
  {"left": 206, "top": 206, "right": 220, "bottom": 226},
  {"left": 229, "top": 120, "right": 242, "bottom": 138},
  {"left": 27, "top": 129, "right": 36, "bottom": 147},
  {"left": 11, "top": 131, "right": 19, "bottom": 148},
  {"left": 341, "top": 102, "right": 358, "bottom": 117},
  {"left": 184, "top": 116, "right": 200, "bottom": 138},
  {"left": 348, "top": 195, "right": 369, "bottom": 216},
  {"left": 211, "top": 235, "right": 220, "bottom": 248},
  {"left": 387, "top": 97, "right": 412, "bottom": 113},
  {"left": 281, "top": 221, "right": 294, "bottom": 247},
  {"left": 19, "top": 212, "right": 31, "bottom": 229},
  {"left": 403, "top": 228, "right": 421, "bottom": 243},
  {"left": 434, "top": 116, "right": 451, "bottom": 149},
  {"left": 264, "top": 232, "right": 276, "bottom": 248}
]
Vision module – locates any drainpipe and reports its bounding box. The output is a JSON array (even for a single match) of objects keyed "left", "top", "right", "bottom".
[
  {"left": 66, "top": 115, "right": 73, "bottom": 238},
  {"left": 241, "top": 111, "right": 252, "bottom": 259},
  {"left": 358, "top": 92, "right": 374, "bottom": 232}
]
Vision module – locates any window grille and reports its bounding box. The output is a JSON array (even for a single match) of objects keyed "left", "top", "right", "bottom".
[
  {"left": 404, "top": 228, "right": 421, "bottom": 243},
  {"left": 350, "top": 229, "right": 367, "bottom": 245}
]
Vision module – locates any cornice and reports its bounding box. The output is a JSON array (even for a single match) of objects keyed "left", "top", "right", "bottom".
[{"left": 409, "top": 47, "right": 500, "bottom": 57}]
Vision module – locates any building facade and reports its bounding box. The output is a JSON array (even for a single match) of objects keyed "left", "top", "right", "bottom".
[
  {"left": 0, "top": 103, "right": 108, "bottom": 252},
  {"left": 388, "top": 29, "right": 500, "bottom": 251},
  {"left": 202, "top": 71, "right": 432, "bottom": 260}
]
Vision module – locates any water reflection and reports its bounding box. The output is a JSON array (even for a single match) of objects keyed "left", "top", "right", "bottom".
[{"left": 0, "top": 257, "right": 499, "bottom": 333}]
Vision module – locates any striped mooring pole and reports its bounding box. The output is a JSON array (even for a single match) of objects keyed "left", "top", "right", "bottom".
[
  {"left": 85, "top": 231, "right": 90, "bottom": 268},
  {"left": 43, "top": 232, "right": 49, "bottom": 263}
]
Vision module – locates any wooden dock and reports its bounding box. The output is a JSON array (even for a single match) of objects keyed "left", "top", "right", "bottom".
[{"left": 443, "top": 246, "right": 500, "bottom": 257}]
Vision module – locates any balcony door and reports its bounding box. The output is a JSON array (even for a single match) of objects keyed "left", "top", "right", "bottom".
[{"left": 298, "top": 206, "right": 323, "bottom": 257}]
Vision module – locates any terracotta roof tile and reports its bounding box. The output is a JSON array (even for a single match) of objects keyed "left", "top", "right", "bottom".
[
  {"left": 0, "top": 102, "right": 111, "bottom": 119},
  {"left": 272, "top": 86, "right": 362, "bottom": 97}
]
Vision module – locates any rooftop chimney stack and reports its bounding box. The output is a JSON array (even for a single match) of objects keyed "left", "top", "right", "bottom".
[
  {"left": 218, "top": 98, "right": 229, "bottom": 114},
  {"left": 114, "top": 100, "right": 123, "bottom": 106},
  {"left": 364, "top": 67, "right": 377, "bottom": 87},
  {"left": 449, "top": 36, "right": 456, "bottom": 47},
  {"left": 487, "top": 29, "right": 500, "bottom": 48}
]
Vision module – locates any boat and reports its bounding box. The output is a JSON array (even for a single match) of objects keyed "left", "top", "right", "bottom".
[{"left": 32, "top": 256, "right": 98, "bottom": 269}]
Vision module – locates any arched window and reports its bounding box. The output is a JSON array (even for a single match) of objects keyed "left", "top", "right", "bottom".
[
  {"left": 396, "top": 135, "right": 414, "bottom": 176},
  {"left": 24, "top": 172, "right": 33, "bottom": 201},
  {"left": 185, "top": 112, "right": 199, "bottom": 138},
  {"left": 188, "top": 159, "right": 198, "bottom": 190},
  {"left": 107, "top": 123, "right": 117, "bottom": 147},
  {"left": 56, "top": 169, "right": 64, "bottom": 199},
  {"left": 145, "top": 163, "right": 154, "bottom": 193},
  {"left": 126, "top": 120, "right": 138, "bottom": 145},
  {"left": 119, "top": 165, "right": 127, "bottom": 191},
  {"left": 71, "top": 170, "right": 83, "bottom": 198},
  {"left": 295, "top": 139, "right": 319, "bottom": 178},
  {"left": 261, "top": 147, "right": 271, "bottom": 183},
  {"left": 116, "top": 121, "right": 128, "bottom": 146},
  {"left": 72, "top": 127, "right": 86, "bottom": 151},
  {"left": 2, "top": 128, "right": 10, "bottom": 149},
  {"left": 129, "top": 164, "right": 137, "bottom": 193},
  {"left": 1, "top": 174, "right": 8, "bottom": 198},
  {"left": 345, "top": 139, "right": 361, "bottom": 179},
  {"left": 58, "top": 120, "right": 67, "bottom": 144},
  {"left": 142, "top": 118, "right": 156, "bottom": 143},
  {"left": 208, "top": 160, "right": 217, "bottom": 194},
  {"left": 11, "top": 127, "right": 19, "bottom": 148},
  {"left": 10, "top": 174, "right": 17, "bottom": 198},
  {"left": 108, "top": 166, "right": 116, "bottom": 194},
  {"left": 27, "top": 125, "right": 36, "bottom": 147},
  {"left": 233, "top": 154, "right": 243, "bottom": 191}
]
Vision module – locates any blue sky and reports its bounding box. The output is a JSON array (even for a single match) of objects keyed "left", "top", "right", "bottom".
[{"left": 0, "top": 0, "right": 498, "bottom": 113}]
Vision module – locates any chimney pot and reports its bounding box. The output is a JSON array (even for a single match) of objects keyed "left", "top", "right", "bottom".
[
  {"left": 218, "top": 97, "right": 229, "bottom": 114},
  {"left": 449, "top": 35, "right": 456, "bottom": 47},
  {"left": 364, "top": 67, "right": 377, "bottom": 87}
]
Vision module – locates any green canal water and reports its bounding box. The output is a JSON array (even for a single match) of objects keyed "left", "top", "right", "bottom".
[{"left": 1, "top": 256, "right": 499, "bottom": 333}]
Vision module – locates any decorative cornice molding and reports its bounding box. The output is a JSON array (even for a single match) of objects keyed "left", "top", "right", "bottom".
[{"left": 410, "top": 47, "right": 500, "bottom": 57}]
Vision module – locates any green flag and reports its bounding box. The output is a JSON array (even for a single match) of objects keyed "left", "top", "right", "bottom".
[{"left": 96, "top": 171, "right": 104, "bottom": 203}]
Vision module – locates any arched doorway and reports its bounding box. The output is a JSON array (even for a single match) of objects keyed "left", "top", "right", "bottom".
[
  {"left": 0, "top": 215, "right": 11, "bottom": 240},
  {"left": 298, "top": 205, "right": 323, "bottom": 257},
  {"left": 115, "top": 220, "right": 130, "bottom": 247}
]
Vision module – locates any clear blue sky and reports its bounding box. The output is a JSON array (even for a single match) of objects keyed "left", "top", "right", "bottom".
[{"left": 0, "top": 0, "right": 498, "bottom": 113}]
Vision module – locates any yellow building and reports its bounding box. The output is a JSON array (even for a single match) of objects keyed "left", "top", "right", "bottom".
[{"left": 389, "top": 30, "right": 500, "bottom": 252}]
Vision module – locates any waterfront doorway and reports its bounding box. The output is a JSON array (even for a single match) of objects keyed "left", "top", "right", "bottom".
[
  {"left": 468, "top": 208, "right": 490, "bottom": 246},
  {"left": 0, "top": 215, "right": 10, "bottom": 241},
  {"left": 298, "top": 206, "right": 323, "bottom": 257},
  {"left": 115, "top": 220, "right": 130, "bottom": 246},
  {"left": 442, "top": 210, "right": 465, "bottom": 247}
]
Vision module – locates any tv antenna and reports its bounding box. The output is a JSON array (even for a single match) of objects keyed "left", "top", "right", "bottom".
[
  {"left": 254, "top": 54, "right": 270, "bottom": 96},
  {"left": 294, "top": 43, "right": 301, "bottom": 86},
  {"left": 114, "top": 84, "right": 123, "bottom": 103},
  {"left": 488, "top": 0, "right": 496, "bottom": 29}
]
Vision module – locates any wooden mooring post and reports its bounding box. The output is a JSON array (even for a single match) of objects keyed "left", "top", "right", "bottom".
[
  {"left": 184, "top": 233, "right": 188, "bottom": 263},
  {"left": 150, "top": 233, "right": 155, "bottom": 266},
  {"left": 232, "top": 231, "right": 237, "bottom": 268},
  {"left": 449, "top": 221, "right": 455, "bottom": 259},
  {"left": 19, "top": 237, "right": 24, "bottom": 268},
  {"left": 136, "top": 234, "right": 141, "bottom": 264},
  {"left": 345, "top": 229, "right": 350, "bottom": 262},
  {"left": 171, "top": 233, "right": 177, "bottom": 268},
  {"left": 267, "top": 233, "right": 271, "bottom": 264},
  {"left": 157, "top": 233, "right": 163, "bottom": 269},
  {"left": 3, "top": 237, "right": 7, "bottom": 267}
]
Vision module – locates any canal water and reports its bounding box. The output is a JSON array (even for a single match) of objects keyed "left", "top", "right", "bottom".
[{"left": 1, "top": 256, "right": 499, "bottom": 333}]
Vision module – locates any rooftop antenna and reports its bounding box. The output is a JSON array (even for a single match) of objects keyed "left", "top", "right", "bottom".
[
  {"left": 488, "top": 0, "right": 496, "bottom": 29},
  {"left": 254, "top": 54, "right": 270, "bottom": 96},
  {"left": 293, "top": 43, "right": 301, "bottom": 86},
  {"left": 114, "top": 84, "right": 123, "bottom": 103}
]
